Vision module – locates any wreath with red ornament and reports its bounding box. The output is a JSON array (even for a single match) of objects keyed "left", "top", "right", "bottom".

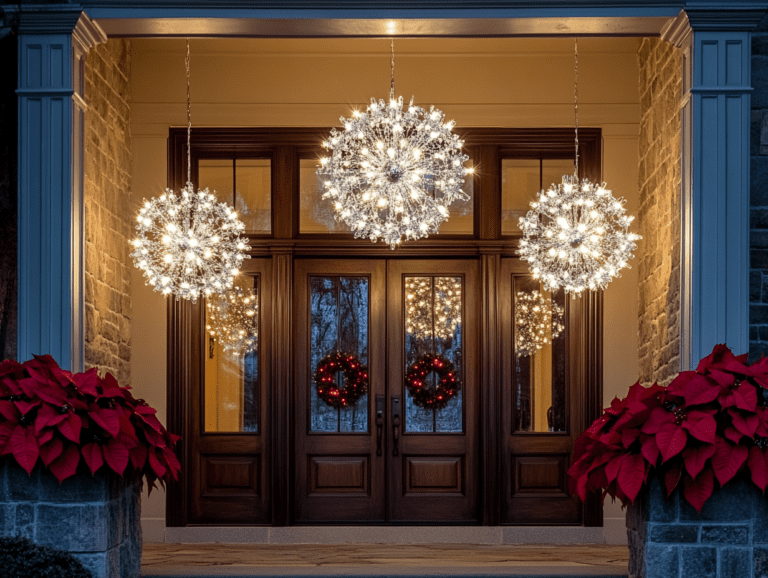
[
  {"left": 313, "top": 352, "right": 368, "bottom": 409},
  {"left": 405, "top": 353, "right": 461, "bottom": 410}
]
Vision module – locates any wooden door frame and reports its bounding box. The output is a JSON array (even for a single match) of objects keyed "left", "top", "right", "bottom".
[{"left": 166, "top": 127, "right": 603, "bottom": 527}]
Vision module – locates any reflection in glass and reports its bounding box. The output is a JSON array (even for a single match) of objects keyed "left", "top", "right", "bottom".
[
  {"left": 501, "top": 158, "right": 575, "bottom": 235},
  {"left": 300, "top": 159, "right": 348, "bottom": 233},
  {"left": 404, "top": 276, "right": 463, "bottom": 433},
  {"left": 309, "top": 277, "right": 369, "bottom": 433},
  {"left": 198, "top": 158, "right": 271, "bottom": 234},
  {"left": 204, "top": 276, "right": 259, "bottom": 432},
  {"left": 513, "top": 276, "right": 566, "bottom": 433}
]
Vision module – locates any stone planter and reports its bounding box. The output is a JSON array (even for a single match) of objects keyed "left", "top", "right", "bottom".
[
  {"left": 627, "top": 475, "right": 768, "bottom": 578},
  {"left": 0, "top": 459, "right": 142, "bottom": 578}
]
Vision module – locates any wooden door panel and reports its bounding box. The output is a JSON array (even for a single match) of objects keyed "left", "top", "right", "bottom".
[
  {"left": 387, "top": 260, "right": 480, "bottom": 523},
  {"left": 188, "top": 259, "right": 272, "bottom": 525},
  {"left": 294, "top": 259, "right": 386, "bottom": 523}
]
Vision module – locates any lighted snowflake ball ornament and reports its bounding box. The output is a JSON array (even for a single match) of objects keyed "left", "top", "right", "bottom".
[
  {"left": 131, "top": 185, "right": 250, "bottom": 303},
  {"left": 518, "top": 175, "right": 640, "bottom": 295},
  {"left": 514, "top": 289, "right": 565, "bottom": 358},
  {"left": 318, "top": 97, "right": 472, "bottom": 248},
  {"left": 206, "top": 286, "right": 259, "bottom": 354}
]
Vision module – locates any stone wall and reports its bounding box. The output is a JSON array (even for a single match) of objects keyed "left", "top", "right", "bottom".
[
  {"left": 627, "top": 477, "right": 768, "bottom": 578},
  {"left": 84, "top": 40, "right": 132, "bottom": 384},
  {"left": 636, "top": 38, "right": 682, "bottom": 386},
  {"left": 0, "top": 31, "right": 17, "bottom": 362},
  {"left": 0, "top": 460, "right": 142, "bottom": 578},
  {"left": 750, "top": 16, "right": 768, "bottom": 361}
]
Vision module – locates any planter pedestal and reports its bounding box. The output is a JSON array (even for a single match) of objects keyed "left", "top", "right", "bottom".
[
  {"left": 627, "top": 476, "right": 768, "bottom": 578},
  {"left": 0, "top": 460, "right": 142, "bottom": 578}
]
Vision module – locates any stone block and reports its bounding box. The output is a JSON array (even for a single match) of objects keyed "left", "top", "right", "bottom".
[
  {"left": 647, "top": 477, "right": 678, "bottom": 522},
  {"left": 754, "top": 158, "right": 768, "bottom": 206},
  {"left": 754, "top": 56, "right": 768, "bottom": 109},
  {"left": 0, "top": 503, "right": 14, "bottom": 535},
  {"left": 75, "top": 548, "right": 120, "bottom": 578},
  {"left": 14, "top": 504, "right": 34, "bottom": 538},
  {"left": 680, "top": 479, "right": 754, "bottom": 522},
  {"left": 36, "top": 504, "right": 109, "bottom": 552},
  {"left": 701, "top": 524, "right": 749, "bottom": 544},
  {"left": 756, "top": 547, "right": 768, "bottom": 578},
  {"left": 650, "top": 523, "right": 698, "bottom": 543},
  {"left": 721, "top": 548, "right": 751, "bottom": 578},
  {"left": 682, "top": 546, "right": 716, "bottom": 578},
  {"left": 39, "top": 468, "right": 111, "bottom": 503},
  {"left": 752, "top": 304, "right": 768, "bottom": 325},
  {"left": 753, "top": 271, "right": 763, "bottom": 302},
  {"left": 6, "top": 463, "right": 39, "bottom": 502},
  {"left": 753, "top": 250, "right": 768, "bottom": 270},
  {"left": 645, "top": 544, "right": 679, "bottom": 578}
]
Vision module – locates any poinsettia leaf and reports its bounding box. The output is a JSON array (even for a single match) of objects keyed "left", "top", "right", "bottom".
[
  {"left": 89, "top": 407, "right": 120, "bottom": 437},
  {"left": 696, "top": 344, "right": 731, "bottom": 374},
  {"left": 734, "top": 381, "right": 758, "bottom": 412},
  {"left": 103, "top": 438, "right": 129, "bottom": 476},
  {"left": 13, "top": 399, "right": 39, "bottom": 416},
  {"left": 39, "top": 437, "right": 64, "bottom": 466},
  {"left": 683, "top": 411, "right": 717, "bottom": 443},
  {"left": 57, "top": 412, "right": 81, "bottom": 443},
  {"left": 72, "top": 369, "right": 99, "bottom": 397},
  {"left": 81, "top": 442, "right": 104, "bottom": 476},
  {"left": 642, "top": 406, "right": 673, "bottom": 435},
  {"left": 34, "top": 404, "right": 67, "bottom": 435},
  {"left": 682, "top": 443, "right": 716, "bottom": 479},
  {"left": 749, "top": 446, "right": 768, "bottom": 491},
  {"left": 10, "top": 425, "right": 39, "bottom": 474},
  {"left": 664, "top": 462, "right": 683, "bottom": 497},
  {"left": 617, "top": 453, "right": 646, "bottom": 503},
  {"left": 621, "top": 428, "right": 640, "bottom": 449},
  {"left": 162, "top": 446, "right": 181, "bottom": 477},
  {"left": 48, "top": 443, "right": 80, "bottom": 483},
  {"left": 0, "top": 400, "right": 20, "bottom": 422},
  {"left": 729, "top": 409, "right": 759, "bottom": 438},
  {"left": 148, "top": 449, "right": 167, "bottom": 479},
  {"left": 657, "top": 423, "right": 688, "bottom": 462},
  {"left": 641, "top": 435, "right": 660, "bottom": 465},
  {"left": 129, "top": 445, "right": 147, "bottom": 470},
  {"left": 724, "top": 425, "right": 744, "bottom": 444},
  {"left": 712, "top": 438, "right": 749, "bottom": 486},
  {"left": 682, "top": 374, "right": 721, "bottom": 406},
  {"left": 683, "top": 468, "right": 715, "bottom": 513},
  {"left": 37, "top": 428, "right": 53, "bottom": 445},
  {"left": 0, "top": 421, "right": 15, "bottom": 453},
  {"left": 605, "top": 456, "right": 622, "bottom": 483}
]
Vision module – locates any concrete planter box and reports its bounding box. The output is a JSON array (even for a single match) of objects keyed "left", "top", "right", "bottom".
[
  {"left": 0, "top": 459, "right": 142, "bottom": 578},
  {"left": 627, "top": 475, "right": 768, "bottom": 578}
]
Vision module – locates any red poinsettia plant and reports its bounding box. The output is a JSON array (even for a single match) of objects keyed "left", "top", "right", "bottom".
[
  {"left": 0, "top": 355, "right": 180, "bottom": 492},
  {"left": 568, "top": 344, "right": 768, "bottom": 512}
]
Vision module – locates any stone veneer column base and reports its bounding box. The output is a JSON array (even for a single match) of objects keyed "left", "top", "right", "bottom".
[
  {"left": 627, "top": 476, "right": 768, "bottom": 578},
  {"left": 0, "top": 459, "right": 142, "bottom": 578}
]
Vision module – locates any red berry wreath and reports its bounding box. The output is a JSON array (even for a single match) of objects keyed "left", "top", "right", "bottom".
[
  {"left": 405, "top": 353, "right": 461, "bottom": 410},
  {"left": 314, "top": 352, "right": 368, "bottom": 408}
]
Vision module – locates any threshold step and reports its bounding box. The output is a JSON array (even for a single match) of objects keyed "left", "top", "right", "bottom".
[{"left": 142, "top": 570, "right": 627, "bottom": 578}]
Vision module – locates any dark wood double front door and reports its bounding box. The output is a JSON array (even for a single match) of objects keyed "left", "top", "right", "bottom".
[{"left": 294, "top": 259, "right": 479, "bottom": 523}]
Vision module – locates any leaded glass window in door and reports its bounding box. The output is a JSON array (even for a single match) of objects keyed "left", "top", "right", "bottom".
[
  {"left": 404, "top": 276, "right": 464, "bottom": 433},
  {"left": 309, "top": 276, "right": 370, "bottom": 433}
]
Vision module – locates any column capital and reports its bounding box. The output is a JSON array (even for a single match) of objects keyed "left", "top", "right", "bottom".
[{"left": 6, "top": 5, "right": 105, "bottom": 51}]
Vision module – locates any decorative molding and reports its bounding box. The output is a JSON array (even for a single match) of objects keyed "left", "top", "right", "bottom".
[{"left": 72, "top": 12, "right": 108, "bottom": 55}]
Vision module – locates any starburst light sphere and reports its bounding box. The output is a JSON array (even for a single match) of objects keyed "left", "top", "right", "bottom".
[
  {"left": 318, "top": 96, "right": 473, "bottom": 248},
  {"left": 206, "top": 286, "right": 259, "bottom": 354},
  {"left": 515, "top": 289, "right": 565, "bottom": 358},
  {"left": 131, "top": 183, "right": 250, "bottom": 303},
  {"left": 518, "top": 174, "right": 641, "bottom": 295}
]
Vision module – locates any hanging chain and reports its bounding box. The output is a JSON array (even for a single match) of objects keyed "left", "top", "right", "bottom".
[
  {"left": 390, "top": 38, "right": 395, "bottom": 101},
  {"left": 186, "top": 39, "right": 192, "bottom": 185},
  {"left": 574, "top": 37, "right": 579, "bottom": 178}
]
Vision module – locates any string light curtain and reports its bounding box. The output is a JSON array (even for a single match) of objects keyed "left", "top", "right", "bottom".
[
  {"left": 131, "top": 40, "right": 250, "bottom": 303},
  {"left": 518, "top": 39, "right": 641, "bottom": 295},
  {"left": 318, "top": 40, "right": 473, "bottom": 249}
]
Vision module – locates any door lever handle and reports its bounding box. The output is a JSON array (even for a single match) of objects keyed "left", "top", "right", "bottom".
[
  {"left": 391, "top": 395, "right": 401, "bottom": 457},
  {"left": 375, "top": 395, "right": 385, "bottom": 456}
]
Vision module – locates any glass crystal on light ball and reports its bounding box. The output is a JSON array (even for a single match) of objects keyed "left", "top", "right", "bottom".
[
  {"left": 518, "top": 174, "right": 641, "bottom": 295},
  {"left": 318, "top": 96, "right": 472, "bottom": 249},
  {"left": 515, "top": 289, "right": 565, "bottom": 358},
  {"left": 130, "top": 182, "right": 250, "bottom": 303},
  {"left": 206, "top": 285, "right": 259, "bottom": 354}
]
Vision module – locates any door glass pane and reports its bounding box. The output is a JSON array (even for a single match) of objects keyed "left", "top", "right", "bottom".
[
  {"left": 204, "top": 276, "right": 260, "bottom": 432},
  {"left": 437, "top": 169, "right": 474, "bottom": 235},
  {"left": 300, "top": 159, "right": 348, "bottom": 233},
  {"left": 513, "top": 276, "right": 567, "bottom": 433},
  {"left": 309, "top": 276, "right": 369, "bottom": 433},
  {"left": 199, "top": 158, "right": 271, "bottom": 234},
  {"left": 404, "top": 276, "right": 463, "bottom": 433},
  {"left": 501, "top": 159, "right": 539, "bottom": 235}
]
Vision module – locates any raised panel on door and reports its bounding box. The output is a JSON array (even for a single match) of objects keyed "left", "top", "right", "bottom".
[
  {"left": 500, "top": 258, "right": 583, "bottom": 525},
  {"left": 190, "top": 258, "right": 272, "bottom": 524},
  {"left": 294, "top": 259, "right": 386, "bottom": 522},
  {"left": 387, "top": 260, "right": 480, "bottom": 523}
]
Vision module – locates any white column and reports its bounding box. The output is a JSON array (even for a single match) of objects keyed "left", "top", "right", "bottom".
[
  {"left": 15, "top": 7, "right": 105, "bottom": 369},
  {"left": 664, "top": 9, "right": 765, "bottom": 369}
]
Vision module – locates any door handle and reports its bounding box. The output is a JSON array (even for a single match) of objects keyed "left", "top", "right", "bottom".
[
  {"left": 391, "top": 395, "right": 401, "bottom": 457},
  {"left": 375, "top": 394, "right": 385, "bottom": 456}
]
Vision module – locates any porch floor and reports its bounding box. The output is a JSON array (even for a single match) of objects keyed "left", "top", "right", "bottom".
[{"left": 140, "top": 544, "right": 629, "bottom": 578}]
